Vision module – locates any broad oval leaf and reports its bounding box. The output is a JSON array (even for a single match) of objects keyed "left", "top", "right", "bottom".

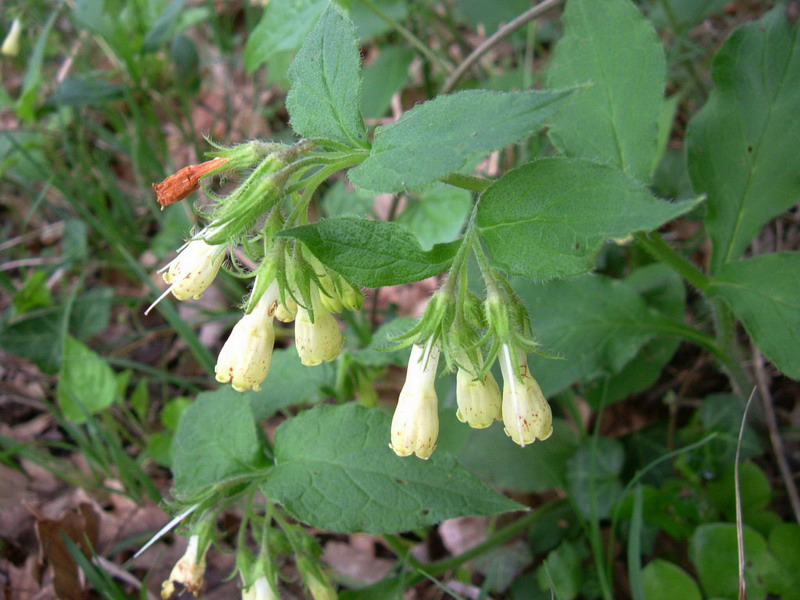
[
  {"left": 513, "top": 272, "right": 679, "bottom": 397},
  {"left": 171, "top": 391, "right": 264, "bottom": 494},
  {"left": 546, "top": 0, "right": 666, "bottom": 182},
  {"left": 348, "top": 88, "right": 573, "bottom": 192},
  {"left": 279, "top": 217, "right": 460, "bottom": 287},
  {"left": 476, "top": 158, "right": 699, "bottom": 280},
  {"left": 709, "top": 252, "right": 800, "bottom": 379},
  {"left": 285, "top": 5, "right": 368, "bottom": 148},
  {"left": 57, "top": 336, "right": 116, "bottom": 424},
  {"left": 642, "top": 560, "right": 702, "bottom": 600},
  {"left": 263, "top": 404, "right": 523, "bottom": 533},
  {"left": 687, "top": 8, "right": 800, "bottom": 272}
]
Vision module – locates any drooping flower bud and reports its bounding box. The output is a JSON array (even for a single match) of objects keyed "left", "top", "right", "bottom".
[
  {"left": 163, "top": 238, "right": 226, "bottom": 301},
  {"left": 499, "top": 345, "right": 552, "bottom": 447},
  {"left": 275, "top": 295, "right": 297, "bottom": 322},
  {"left": 390, "top": 341, "right": 440, "bottom": 459},
  {"left": 215, "top": 282, "right": 279, "bottom": 392},
  {"left": 2, "top": 18, "right": 22, "bottom": 56},
  {"left": 456, "top": 367, "right": 502, "bottom": 429},
  {"left": 340, "top": 282, "right": 364, "bottom": 311},
  {"left": 241, "top": 576, "right": 279, "bottom": 600},
  {"left": 161, "top": 535, "right": 207, "bottom": 599},
  {"left": 297, "top": 556, "right": 338, "bottom": 600},
  {"left": 294, "top": 290, "right": 343, "bottom": 366}
]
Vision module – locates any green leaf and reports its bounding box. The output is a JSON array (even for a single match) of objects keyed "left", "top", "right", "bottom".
[
  {"left": 566, "top": 437, "right": 624, "bottom": 519},
  {"left": 349, "top": 89, "right": 573, "bottom": 192},
  {"left": 69, "top": 287, "right": 113, "bottom": 341},
  {"left": 396, "top": 183, "right": 472, "bottom": 250},
  {"left": 768, "top": 524, "right": 800, "bottom": 600},
  {"left": 171, "top": 390, "right": 264, "bottom": 494},
  {"left": 143, "top": 0, "right": 188, "bottom": 51},
  {"left": 349, "top": 317, "right": 416, "bottom": 368},
  {"left": 17, "top": 10, "right": 60, "bottom": 121},
  {"left": 584, "top": 265, "right": 685, "bottom": 405},
  {"left": 12, "top": 270, "right": 53, "bottom": 314},
  {"left": 360, "top": 47, "right": 414, "bottom": 120},
  {"left": 320, "top": 178, "right": 375, "bottom": 218},
  {"left": 249, "top": 349, "right": 335, "bottom": 420},
  {"left": 57, "top": 336, "right": 117, "bottom": 424},
  {"left": 545, "top": 0, "right": 666, "bottom": 181},
  {"left": 514, "top": 272, "right": 677, "bottom": 397},
  {"left": 279, "top": 217, "right": 460, "bottom": 287},
  {"left": 709, "top": 252, "right": 800, "bottom": 379},
  {"left": 477, "top": 158, "right": 698, "bottom": 280},
  {"left": 536, "top": 541, "right": 583, "bottom": 600},
  {"left": 263, "top": 404, "right": 523, "bottom": 533},
  {"left": 706, "top": 462, "right": 772, "bottom": 524},
  {"left": 457, "top": 420, "right": 579, "bottom": 493},
  {"left": 642, "top": 560, "right": 702, "bottom": 600},
  {"left": 687, "top": 8, "right": 800, "bottom": 271},
  {"left": 244, "top": 0, "right": 327, "bottom": 71},
  {"left": 349, "top": 0, "right": 409, "bottom": 39},
  {"left": 285, "top": 5, "right": 367, "bottom": 147},
  {"left": 690, "top": 523, "right": 781, "bottom": 600},
  {"left": 0, "top": 309, "right": 65, "bottom": 374}
]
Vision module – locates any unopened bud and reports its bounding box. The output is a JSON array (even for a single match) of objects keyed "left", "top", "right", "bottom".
[
  {"left": 2, "top": 18, "right": 22, "bottom": 56},
  {"left": 340, "top": 283, "right": 364, "bottom": 311},
  {"left": 241, "top": 576, "right": 279, "bottom": 600},
  {"left": 215, "top": 282, "right": 279, "bottom": 392},
  {"left": 485, "top": 294, "right": 510, "bottom": 341},
  {"left": 161, "top": 535, "right": 207, "bottom": 598},
  {"left": 390, "top": 342, "right": 440, "bottom": 459},
  {"left": 297, "top": 557, "right": 337, "bottom": 600},
  {"left": 499, "top": 345, "right": 552, "bottom": 447}
]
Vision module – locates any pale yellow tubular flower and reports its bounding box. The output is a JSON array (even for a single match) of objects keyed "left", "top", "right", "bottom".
[
  {"left": 455, "top": 366, "right": 502, "bottom": 429},
  {"left": 499, "top": 344, "right": 553, "bottom": 447},
  {"left": 294, "top": 288, "right": 344, "bottom": 366},
  {"left": 1, "top": 18, "right": 22, "bottom": 56},
  {"left": 163, "top": 238, "right": 226, "bottom": 300},
  {"left": 161, "top": 535, "right": 207, "bottom": 599},
  {"left": 215, "top": 281, "right": 279, "bottom": 392},
  {"left": 390, "top": 341, "right": 440, "bottom": 459},
  {"left": 275, "top": 294, "right": 297, "bottom": 322}
]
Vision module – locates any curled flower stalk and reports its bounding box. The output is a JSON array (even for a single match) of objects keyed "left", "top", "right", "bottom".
[
  {"left": 499, "top": 344, "right": 553, "bottom": 447},
  {"left": 390, "top": 341, "right": 441, "bottom": 459},
  {"left": 215, "top": 281, "right": 280, "bottom": 392}
]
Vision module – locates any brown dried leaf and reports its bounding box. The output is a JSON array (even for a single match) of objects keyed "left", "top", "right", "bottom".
[{"left": 35, "top": 503, "right": 100, "bottom": 600}]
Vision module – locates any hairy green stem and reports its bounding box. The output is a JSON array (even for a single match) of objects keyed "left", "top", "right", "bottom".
[
  {"left": 633, "top": 231, "right": 710, "bottom": 292},
  {"left": 441, "top": 172, "right": 493, "bottom": 194}
]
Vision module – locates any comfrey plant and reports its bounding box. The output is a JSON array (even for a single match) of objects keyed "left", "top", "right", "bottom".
[{"left": 142, "top": 1, "right": 800, "bottom": 597}]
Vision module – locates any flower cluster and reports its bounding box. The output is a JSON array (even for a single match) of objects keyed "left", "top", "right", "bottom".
[
  {"left": 389, "top": 272, "right": 553, "bottom": 459},
  {"left": 148, "top": 143, "right": 363, "bottom": 394}
]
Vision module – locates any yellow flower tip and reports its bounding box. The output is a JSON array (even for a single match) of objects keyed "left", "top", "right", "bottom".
[
  {"left": 162, "top": 239, "right": 225, "bottom": 302},
  {"left": 214, "top": 283, "right": 279, "bottom": 392},
  {"left": 2, "top": 19, "right": 22, "bottom": 57},
  {"left": 161, "top": 535, "right": 207, "bottom": 598},
  {"left": 499, "top": 345, "right": 553, "bottom": 447},
  {"left": 390, "top": 342, "right": 440, "bottom": 459},
  {"left": 294, "top": 295, "right": 344, "bottom": 366},
  {"left": 455, "top": 368, "right": 502, "bottom": 429}
]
